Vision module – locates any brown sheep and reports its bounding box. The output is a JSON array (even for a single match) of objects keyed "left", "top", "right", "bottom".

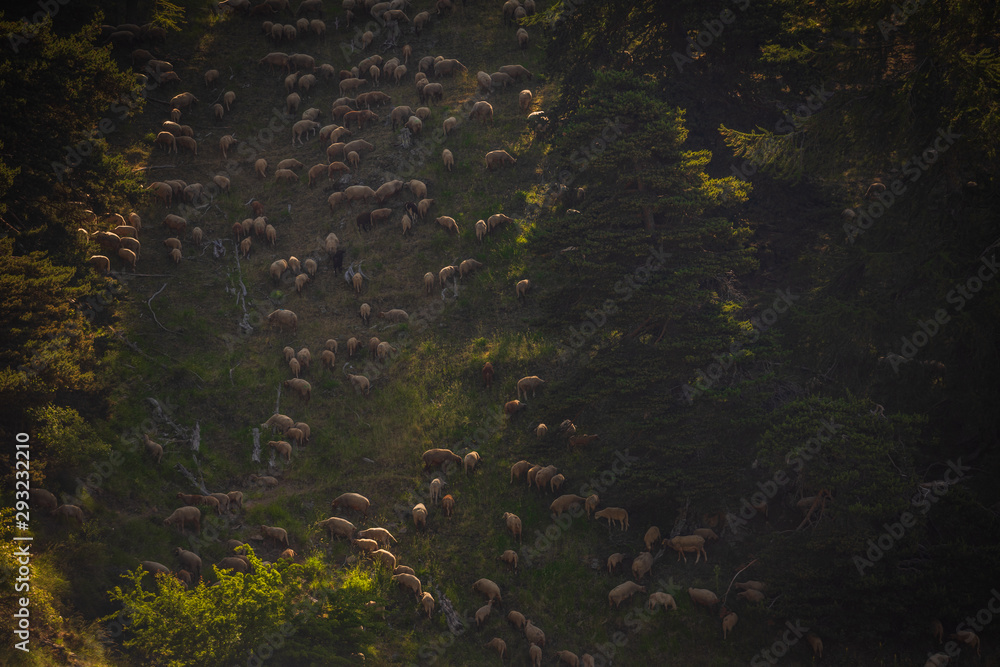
[
  {"left": 283, "top": 378, "right": 312, "bottom": 401},
  {"left": 268, "top": 440, "right": 293, "bottom": 462},
  {"left": 585, "top": 494, "right": 599, "bottom": 518},
  {"left": 317, "top": 516, "right": 357, "bottom": 540},
  {"left": 509, "top": 459, "right": 531, "bottom": 483},
  {"left": 504, "top": 400, "right": 527, "bottom": 416},
  {"left": 260, "top": 524, "right": 290, "bottom": 547},
  {"left": 164, "top": 506, "right": 201, "bottom": 532},
  {"left": 594, "top": 507, "right": 629, "bottom": 531},
  {"left": 422, "top": 448, "right": 462, "bottom": 470},
  {"left": 502, "top": 511, "right": 522, "bottom": 542},
  {"left": 663, "top": 535, "right": 708, "bottom": 563},
  {"left": 550, "top": 494, "right": 586, "bottom": 517},
  {"left": 609, "top": 581, "right": 646, "bottom": 608},
  {"left": 331, "top": 492, "right": 370, "bottom": 518},
  {"left": 412, "top": 502, "right": 427, "bottom": 529}
]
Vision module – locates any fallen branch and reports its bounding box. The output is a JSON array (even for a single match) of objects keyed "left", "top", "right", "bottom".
[
  {"left": 148, "top": 282, "right": 181, "bottom": 334},
  {"left": 721, "top": 558, "right": 758, "bottom": 606}
]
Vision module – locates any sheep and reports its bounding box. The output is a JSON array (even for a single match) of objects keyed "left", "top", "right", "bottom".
[
  {"left": 141, "top": 560, "right": 170, "bottom": 577},
  {"left": 595, "top": 507, "right": 629, "bottom": 530},
  {"left": 422, "top": 448, "right": 463, "bottom": 469},
  {"left": 931, "top": 619, "right": 944, "bottom": 644},
  {"left": 499, "top": 64, "right": 533, "bottom": 81},
  {"left": 490, "top": 71, "right": 514, "bottom": 89},
  {"left": 268, "top": 309, "right": 298, "bottom": 331},
  {"left": 357, "top": 527, "right": 397, "bottom": 546},
  {"left": 89, "top": 255, "right": 111, "bottom": 274},
  {"left": 302, "top": 258, "right": 317, "bottom": 277},
  {"left": 663, "top": 535, "right": 708, "bottom": 563},
  {"left": 631, "top": 552, "right": 653, "bottom": 581},
  {"left": 283, "top": 378, "right": 312, "bottom": 401},
  {"left": 332, "top": 492, "right": 370, "bottom": 518},
  {"left": 428, "top": 477, "right": 446, "bottom": 505},
  {"left": 143, "top": 434, "right": 164, "bottom": 463},
  {"left": 507, "top": 610, "right": 526, "bottom": 630},
  {"left": 417, "top": 198, "right": 435, "bottom": 219},
  {"left": 549, "top": 473, "right": 565, "bottom": 493},
  {"left": 223, "top": 90, "right": 236, "bottom": 110},
  {"left": 266, "top": 224, "right": 277, "bottom": 246},
  {"left": 30, "top": 489, "right": 58, "bottom": 512},
  {"left": 517, "top": 27, "right": 528, "bottom": 49},
  {"left": 317, "top": 516, "right": 357, "bottom": 539},
  {"left": 643, "top": 526, "right": 661, "bottom": 551},
  {"left": 378, "top": 308, "right": 409, "bottom": 323},
  {"left": 217, "top": 556, "right": 250, "bottom": 573},
  {"left": 516, "top": 375, "right": 545, "bottom": 400},
  {"left": 485, "top": 149, "right": 516, "bottom": 170},
  {"left": 442, "top": 116, "right": 459, "bottom": 137},
  {"left": 516, "top": 279, "right": 530, "bottom": 298},
  {"left": 468, "top": 101, "right": 493, "bottom": 125},
  {"left": 260, "top": 524, "right": 290, "bottom": 548},
  {"left": 473, "top": 578, "right": 502, "bottom": 603},
  {"left": 609, "top": 581, "right": 646, "bottom": 608},
  {"left": 500, "top": 549, "right": 518, "bottom": 571},
  {"left": 486, "top": 213, "right": 514, "bottom": 232},
  {"left": 292, "top": 422, "right": 310, "bottom": 443},
  {"left": 459, "top": 258, "right": 483, "bottom": 278},
  {"left": 391, "top": 572, "right": 423, "bottom": 599},
  {"left": 737, "top": 589, "right": 765, "bottom": 603},
  {"left": 693, "top": 527, "right": 719, "bottom": 542},
  {"left": 519, "top": 89, "right": 533, "bottom": 113},
  {"left": 502, "top": 512, "right": 522, "bottom": 542},
  {"left": 925, "top": 654, "right": 951, "bottom": 667},
  {"left": 394, "top": 565, "right": 415, "bottom": 577},
  {"left": 275, "top": 168, "right": 298, "bottom": 184},
  {"left": 262, "top": 413, "right": 295, "bottom": 431},
  {"left": 175, "top": 136, "right": 198, "bottom": 155},
  {"left": 421, "top": 82, "right": 443, "bottom": 104},
  {"left": 255, "top": 158, "right": 268, "bottom": 178},
  {"left": 412, "top": 502, "right": 427, "bottom": 529},
  {"left": 163, "top": 506, "right": 201, "bottom": 532},
  {"left": 556, "top": 651, "right": 579, "bottom": 667},
  {"left": 805, "top": 633, "right": 824, "bottom": 659},
  {"left": 419, "top": 271, "right": 434, "bottom": 295},
  {"left": 117, "top": 247, "right": 137, "bottom": 270},
  {"left": 722, "top": 612, "right": 738, "bottom": 639},
  {"left": 438, "top": 265, "right": 457, "bottom": 287},
  {"left": 475, "top": 600, "right": 494, "bottom": 628},
  {"left": 607, "top": 553, "right": 624, "bottom": 574},
  {"left": 646, "top": 591, "right": 677, "bottom": 612},
  {"left": 352, "top": 537, "right": 379, "bottom": 553},
  {"left": 550, "top": 494, "right": 585, "bottom": 517},
  {"left": 343, "top": 185, "right": 377, "bottom": 202},
  {"left": 401, "top": 214, "right": 412, "bottom": 235},
  {"left": 227, "top": 491, "right": 244, "bottom": 511},
  {"left": 346, "top": 337, "right": 359, "bottom": 357},
  {"left": 505, "top": 399, "right": 528, "bottom": 416},
  {"left": 268, "top": 440, "right": 293, "bottom": 462},
  {"left": 464, "top": 451, "right": 481, "bottom": 474},
  {"left": 529, "top": 644, "right": 542, "bottom": 667},
  {"left": 114, "top": 224, "right": 137, "bottom": 239},
  {"left": 475, "top": 219, "right": 487, "bottom": 241},
  {"left": 174, "top": 547, "right": 202, "bottom": 579},
  {"left": 687, "top": 587, "right": 719, "bottom": 609},
  {"left": 509, "top": 460, "right": 532, "bottom": 483},
  {"left": 485, "top": 637, "right": 506, "bottom": 660},
  {"left": 51, "top": 504, "right": 84, "bottom": 526},
  {"left": 249, "top": 474, "right": 279, "bottom": 488},
  {"left": 212, "top": 102, "right": 225, "bottom": 120}
]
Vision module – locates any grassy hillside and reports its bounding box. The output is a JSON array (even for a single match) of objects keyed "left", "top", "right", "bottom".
[{"left": 5, "top": 0, "right": 999, "bottom": 666}]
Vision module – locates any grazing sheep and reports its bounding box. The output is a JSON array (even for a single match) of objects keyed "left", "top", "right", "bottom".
[
  {"left": 420, "top": 591, "right": 435, "bottom": 617},
  {"left": 549, "top": 473, "right": 565, "bottom": 492},
  {"left": 609, "top": 582, "right": 646, "bottom": 608},
  {"left": 260, "top": 524, "right": 290, "bottom": 548},
  {"left": 268, "top": 440, "right": 293, "bottom": 462},
  {"left": 475, "top": 600, "right": 494, "bottom": 628},
  {"left": 475, "top": 219, "right": 487, "bottom": 242},
  {"left": 30, "top": 488, "right": 58, "bottom": 512},
  {"left": 227, "top": 491, "right": 244, "bottom": 511},
  {"left": 464, "top": 451, "right": 481, "bottom": 474},
  {"left": 223, "top": 90, "right": 236, "bottom": 110},
  {"left": 255, "top": 159, "right": 268, "bottom": 178},
  {"left": 412, "top": 502, "right": 427, "bottom": 529},
  {"left": 516, "top": 375, "right": 545, "bottom": 400},
  {"left": 643, "top": 526, "right": 661, "bottom": 551},
  {"left": 663, "top": 535, "right": 708, "bottom": 563},
  {"left": 556, "top": 651, "right": 579, "bottom": 667},
  {"left": 476, "top": 70, "right": 492, "bottom": 92},
  {"left": 394, "top": 565, "right": 415, "bottom": 577},
  {"left": 595, "top": 507, "right": 629, "bottom": 530},
  {"left": 288, "top": 357, "right": 302, "bottom": 379},
  {"left": 473, "top": 578, "right": 502, "bottom": 603},
  {"left": 485, "top": 637, "right": 506, "bottom": 660},
  {"left": 502, "top": 512, "right": 522, "bottom": 541},
  {"left": 647, "top": 591, "right": 677, "bottom": 612},
  {"left": 317, "top": 516, "right": 357, "bottom": 539},
  {"left": 352, "top": 538, "right": 379, "bottom": 553},
  {"left": 459, "top": 258, "right": 483, "bottom": 278},
  {"left": 442, "top": 116, "right": 458, "bottom": 136},
  {"left": 262, "top": 413, "right": 294, "bottom": 431},
  {"left": 422, "top": 448, "right": 463, "bottom": 469},
  {"left": 504, "top": 400, "right": 527, "bottom": 416},
  {"left": 285, "top": 427, "right": 305, "bottom": 447},
  {"left": 163, "top": 506, "right": 201, "bottom": 532},
  {"left": 141, "top": 561, "right": 170, "bottom": 577},
  {"left": 508, "top": 610, "right": 526, "bottom": 630},
  {"left": 174, "top": 548, "right": 202, "bottom": 579},
  {"left": 632, "top": 552, "right": 653, "bottom": 581},
  {"left": 52, "top": 503, "right": 84, "bottom": 526},
  {"left": 550, "top": 494, "right": 586, "bottom": 517},
  {"left": 416, "top": 198, "right": 435, "bottom": 219},
  {"left": 332, "top": 492, "right": 370, "bottom": 518},
  {"left": 284, "top": 378, "right": 311, "bottom": 401},
  {"left": 607, "top": 553, "right": 624, "bottom": 574},
  {"left": 509, "top": 460, "right": 532, "bottom": 483},
  {"left": 393, "top": 573, "right": 423, "bottom": 599},
  {"left": 378, "top": 308, "right": 409, "bottom": 323},
  {"left": 529, "top": 644, "right": 542, "bottom": 667},
  {"left": 468, "top": 101, "right": 493, "bottom": 125},
  {"left": 737, "top": 589, "right": 765, "bottom": 603},
  {"left": 805, "top": 632, "right": 823, "bottom": 658},
  {"left": 89, "top": 255, "right": 111, "bottom": 274},
  {"left": 217, "top": 556, "right": 250, "bottom": 573},
  {"left": 519, "top": 89, "right": 532, "bottom": 112},
  {"left": 440, "top": 148, "right": 455, "bottom": 172},
  {"left": 485, "top": 149, "right": 516, "bottom": 170},
  {"left": 500, "top": 550, "right": 518, "bottom": 571},
  {"left": 268, "top": 309, "right": 298, "bottom": 331},
  {"left": 143, "top": 434, "right": 164, "bottom": 463},
  {"left": 429, "top": 477, "right": 445, "bottom": 505},
  {"left": 117, "top": 247, "right": 137, "bottom": 270},
  {"left": 516, "top": 279, "right": 530, "bottom": 298},
  {"left": 517, "top": 27, "right": 528, "bottom": 49},
  {"left": 687, "top": 587, "right": 719, "bottom": 609},
  {"left": 721, "top": 612, "right": 738, "bottom": 639}
]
